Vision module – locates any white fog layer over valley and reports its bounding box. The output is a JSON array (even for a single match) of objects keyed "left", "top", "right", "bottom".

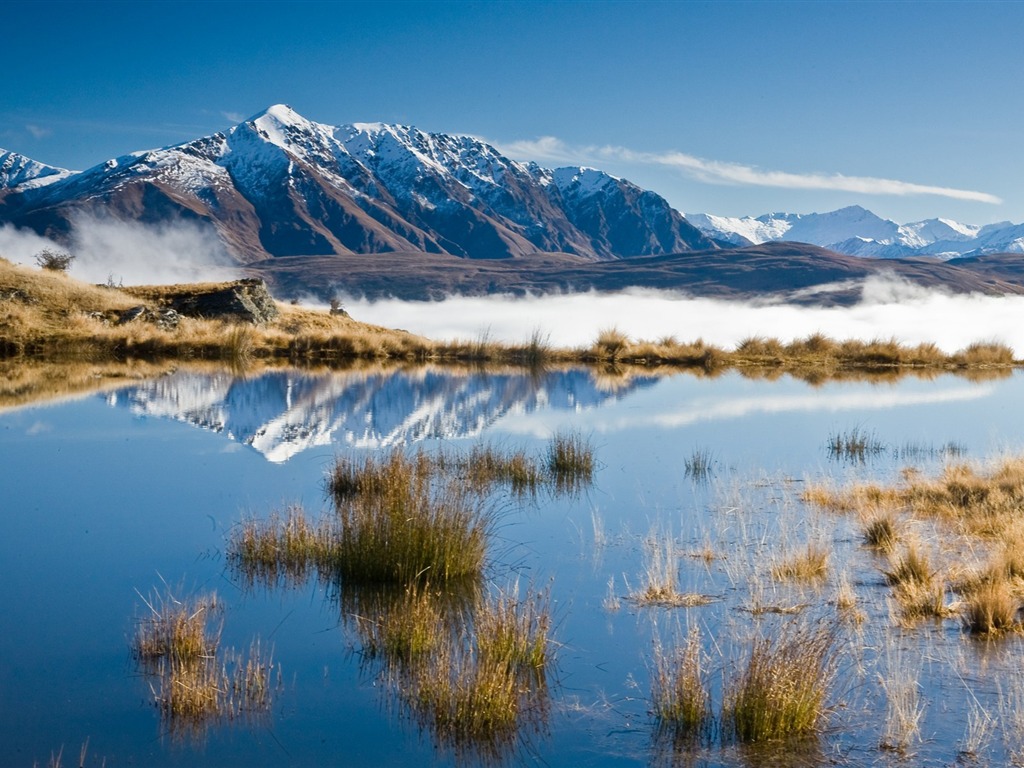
[{"left": 344, "top": 276, "right": 1024, "bottom": 354}]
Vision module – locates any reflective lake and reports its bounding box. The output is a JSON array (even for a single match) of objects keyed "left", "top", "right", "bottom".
[{"left": 3, "top": 364, "right": 1024, "bottom": 766}]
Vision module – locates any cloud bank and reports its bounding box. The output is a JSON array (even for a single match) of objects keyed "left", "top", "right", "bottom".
[
  {"left": 345, "top": 276, "right": 1024, "bottom": 355},
  {"left": 495, "top": 136, "right": 1001, "bottom": 204},
  {"left": 0, "top": 217, "right": 237, "bottom": 285}
]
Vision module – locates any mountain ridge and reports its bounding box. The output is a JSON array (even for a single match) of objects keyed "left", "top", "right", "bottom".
[
  {"left": 0, "top": 104, "right": 715, "bottom": 263},
  {"left": 688, "top": 204, "right": 1024, "bottom": 259}
]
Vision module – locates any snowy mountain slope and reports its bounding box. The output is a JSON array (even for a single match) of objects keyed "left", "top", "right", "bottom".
[
  {"left": 688, "top": 205, "right": 1024, "bottom": 260},
  {"left": 0, "top": 149, "right": 72, "bottom": 191},
  {"left": 0, "top": 105, "right": 715, "bottom": 263}
]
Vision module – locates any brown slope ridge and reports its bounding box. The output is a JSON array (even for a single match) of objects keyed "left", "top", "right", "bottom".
[{"left": 249, "top": 242, "right": 1024, "bottom": 305}]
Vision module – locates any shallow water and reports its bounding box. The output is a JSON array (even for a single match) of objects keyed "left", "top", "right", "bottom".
[{"left": 3, "top": 365, "right": 1024, "bottom": 766}]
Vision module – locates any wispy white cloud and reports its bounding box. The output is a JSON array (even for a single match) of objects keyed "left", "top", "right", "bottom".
[
  {"left": 25, "top": 124, "right": 51, "bottom": 139},
  {"left": 221, "top": 111, "right": 245, "bottom": 124},
  {"left": 492, "top": 136, "right": 1002, "bottom": 205}
]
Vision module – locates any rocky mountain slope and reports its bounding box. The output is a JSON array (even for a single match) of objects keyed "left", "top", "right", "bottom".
[{"left": 0, "top": 105, "right": 714, "bottom": 263}]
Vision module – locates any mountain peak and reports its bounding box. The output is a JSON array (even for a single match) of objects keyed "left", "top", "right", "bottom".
[
  {"left": 247, "top": 103, "right": 301, "bottom": 124},
  {"left": 0, "top": 148, "right": 73, "bottom": 190}
]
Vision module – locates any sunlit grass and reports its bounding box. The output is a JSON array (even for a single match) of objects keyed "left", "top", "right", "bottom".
[
  {"left": 722, "top": 621, "right": 837, "bottom": 744},
  {"left": 651, "top": 626, "right": 711, "bottom": 743}
]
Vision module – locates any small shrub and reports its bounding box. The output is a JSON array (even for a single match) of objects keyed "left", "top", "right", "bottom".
[{"left": 34, "top": 248, "right": 75, "bottom": 272}]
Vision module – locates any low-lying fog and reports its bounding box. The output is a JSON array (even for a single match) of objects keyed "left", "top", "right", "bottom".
[
  {"left": 346, "top": 276, "right": 1023, "bottom": 354},
  {"left": 2, "top": 220, "right": 1019, "bottom": 355}
]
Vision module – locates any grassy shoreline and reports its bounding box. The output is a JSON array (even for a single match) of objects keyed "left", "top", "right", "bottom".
[{"left": 1, "top": 258, "right": 1018, "bottom": 376}]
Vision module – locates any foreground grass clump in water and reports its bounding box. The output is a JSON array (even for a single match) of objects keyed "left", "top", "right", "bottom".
[
  {"left": 722, "top": 621, "right": 836, "bottom": 744},
  {"left": 434, "top": 443, "right": 545, "bottom": 496},
  {"left": 227, "top": 505, "right": 332, "bottom": 587},
  {"left": 332, "top": 448, "right": 491, "bottom": 585},
  {"left": 862, "top": 513, "right": 899, "bottom": 552},
  {"left": 132, "top": 588, "right": 222, "bottom": 665},
  {"left": 131, "top": 588, "right": 275, "bottom": 741},
  {"left": 805, "top": 456, "right": 1024, "bottom": 539},
  {"left": 962, "top": 579, "right": 1021, "bottom": 635},
  {"left": 826, "top": 426, "right": 886, "bottom": 462},
  {"left": 402, "top": 586, "right": 553, "bottom": 758},
  {"left": 355, "top": 582, "right": 450, "bottom": 667},
  {"left": 684, "top": 447, "right": 715, "bottom": 480},
  {"left": 651, "top": 626, "right": 711, "bottom": 743},
  {"left": 629, "top": 532, "right": 713, "bottom": 607},
  {"left": 771, "top": 542, "right": 830, "bottom": 583},
  {"left": 546, "top": 430, "right": 595, "bottom": 490}
]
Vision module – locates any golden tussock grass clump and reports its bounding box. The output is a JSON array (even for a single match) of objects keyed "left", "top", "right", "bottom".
[
  {"left": 861, "top": 512, "right": 900, "bottom": 552},
  {"left": 332, "top": 451, "right": 491, "bottom": 587},
  {"left": 962, "top": 579, "right": 1021, "bottom": 635},
  {"left": 397, "top": 585, "right": 553, "bottom": 759},
  {"left": 227, "top": 505, "right": 333, "bottom": 588},
  {"left": 651, "top": 626, "right": 711, "bottom": 743},
  {"left": 722, "top": 621, "right": 837, "bottom": 744},
  {"left": 771, "top": 542, "right": 830, "bottom": 583},
  {"left": 132, "top": 589, "right": 222, "bottom": 666},
  {"left": 131, "top": 586, "right": 275, "bottom": 742},
  {"left": 805, "top": 456, "right": 1024, "bottom": 540},
  {"left": 883, "top": 542, "right": 953, "bottom": 621}
]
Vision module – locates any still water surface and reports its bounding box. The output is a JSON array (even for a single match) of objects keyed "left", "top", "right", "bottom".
[{"left": 2, "top": 365, "right": 1024, "bottom": 766}]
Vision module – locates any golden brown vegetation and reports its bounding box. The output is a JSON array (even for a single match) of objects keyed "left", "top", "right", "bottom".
[
  {"left": 1, "top": 259, "right": 1019, "bottom": 380},
  {"left": 722, "top": 621, "right": 837, "bottom": 744},
  {"left": 804, "top": 457, "right": 1024, "bottom": 630},
  {"left": 131, "top": 587, "right": 275, "bottom": 742}
]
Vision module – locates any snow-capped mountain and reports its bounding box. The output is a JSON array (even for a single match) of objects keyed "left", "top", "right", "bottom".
[
  {"left": 0, "top": 105, "right": 714, "bottom": 262},
  {"left": 689, "top": 205, "right": 1024, "bottom": 259},
  {"left": 105, "top": 366, "right": 658, "bottom": 463},
  {"left": 0, "top": 149, "right": 72, "bottom": 191}
]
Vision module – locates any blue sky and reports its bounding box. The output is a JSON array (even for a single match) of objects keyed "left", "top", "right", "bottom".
[{"left": 4, "top": 0, "right": 1023, "bottom": 225}]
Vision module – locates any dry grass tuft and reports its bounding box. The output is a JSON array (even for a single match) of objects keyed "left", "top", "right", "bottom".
[
  {"left": 399, "top": 585, "right": 553, "bottom": 759},
  {"left": 629, "top": 532, "right": 713, "bottom": 608},
  {"left": 962, "top": 579, "right": 1021, "bottom": 635},
  {"left": 722, "top": 621, "right": 836, "bottom": 744},
  {"left": 826, "top": 426, "right": 886, "bottom": 462},
  {"left": 652, "top": 626, "right": 711, "bottom": 743},
  {"left": 132, "top": 589, "right": 222, "bottom": 666},
  {"left": 862, "top": 513, "right": 899, "bottom": 552},
  {"left": 546, "top": 430, "right": 595, "bottom": 491},
  {"left": 771, "top": 542, "right": 830, "bottom": 583}
]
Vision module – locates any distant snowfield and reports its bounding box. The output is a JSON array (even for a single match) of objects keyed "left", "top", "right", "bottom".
[{"left": 345, "top": 276, "right": 1024, "bottom": 355}]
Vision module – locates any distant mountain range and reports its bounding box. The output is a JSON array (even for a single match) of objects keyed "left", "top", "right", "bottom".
[
  {"left": 687, "top": 206, "right": 1024, "bottom": 260},
  {"left": 2, "top": 105, "right": 1023, "bottom": 301}
]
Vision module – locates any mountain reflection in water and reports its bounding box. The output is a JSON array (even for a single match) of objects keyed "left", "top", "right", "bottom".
[{"left": 104, "top": 367, "right": 659, "bottom": 462}]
